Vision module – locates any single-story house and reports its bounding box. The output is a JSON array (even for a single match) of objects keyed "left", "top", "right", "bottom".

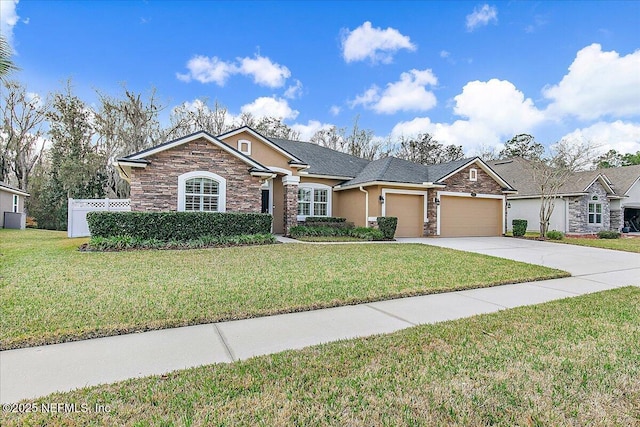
[
  {"left": 490, "top": 157, "right": 640, "bottom": 233},
  {"left": 114, "top": 126, "right": 517, "bottom": 237},
  {"left": 0, "top": 181, "right": 29, "bottom": 229}
]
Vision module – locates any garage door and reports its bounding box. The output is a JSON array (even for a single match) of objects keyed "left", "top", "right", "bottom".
[
  {"left": 440, "top": 196, "right": 502, "bottom": 237},
  {"left": 386, "top": 193, "right": 423, "bottom": 237}
]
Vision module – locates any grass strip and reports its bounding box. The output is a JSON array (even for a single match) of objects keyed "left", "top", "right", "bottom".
[{"left": 3, "top": 287, "right": 638, "bottom": 426}]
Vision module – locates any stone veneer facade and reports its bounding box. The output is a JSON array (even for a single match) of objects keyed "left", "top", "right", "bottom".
[
  {"left": 129, "top": 137, "right": 263, "bottom": 213},
  {"left": 567, "top": 181, "right": 610, "bottom": 233},
  {"left": 425, "top": 166, "right": 504, "bottom": 236}
]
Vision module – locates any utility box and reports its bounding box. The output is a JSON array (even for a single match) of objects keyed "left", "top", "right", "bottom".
[{"left": 3, "top": 212, "right": 26, "bottom": 229}]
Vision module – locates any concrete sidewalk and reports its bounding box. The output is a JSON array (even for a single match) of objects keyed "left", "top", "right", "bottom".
[{"left": 2, "top": 238, "right": 639, "bottom": 403}]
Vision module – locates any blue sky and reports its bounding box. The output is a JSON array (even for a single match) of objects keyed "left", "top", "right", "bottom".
[{"left": 2, "top": 0, "right": 639, "bottom": 155}]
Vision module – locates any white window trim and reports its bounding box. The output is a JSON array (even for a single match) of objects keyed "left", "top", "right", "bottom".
[
  {"left": 238, "top": 139, "right": 251, "bottom": 155},
  {"left": 178, "top": 171, "right": 226, "bottom": 212},
  {"left": 436, "top": 191, "right": 506, "bottom": 236},
  {"left": 469, "top": 168, "right": 478, "bottom": 182},
  {"left": 12, "top": 194, "right": 19, "bottom": 213},
  {"left": 588, "top": 202, "right": 602, "bottom": 224},
  {"left": 297, "top": 183, "right": 332, "bottom": 220}
]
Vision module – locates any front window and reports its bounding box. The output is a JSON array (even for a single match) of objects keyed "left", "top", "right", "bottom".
[
  {"left": 185, "top": 177, "right": 219, "bottom": 211},
  {"left": 12, "top": 194, "right": 19, "bottom": 213},
  {"left": 298, "top": 186, "right": 330, "bottom": 217},
  {"left": 588, "top": 203, "right": 602, "bottom": 224}
]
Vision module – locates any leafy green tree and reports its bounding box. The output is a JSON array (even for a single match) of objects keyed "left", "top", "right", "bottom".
[
  {"left": 35, "top": 82, "right": 106, "bottom": 230},
  {"left": 594, "top": 149, "right": 624, "bottom": 168},
  {"left": 0, "top": 35, "right": 19, "bottom": 81},
  {"left": 499, "top": 134, "right": 545, "bottom": 160},
  {"left": 622, "top": 151, "right": 640, "bottom": 166}
]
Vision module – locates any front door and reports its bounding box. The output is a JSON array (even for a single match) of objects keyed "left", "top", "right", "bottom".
[{"left": 261, "top": 189, "right": 270, "bottom": 214}]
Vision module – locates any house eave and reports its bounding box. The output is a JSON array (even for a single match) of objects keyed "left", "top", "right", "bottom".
[
  {"left": 299, "top": 172, "right": 355, "bottom": 181},
  {"left": 335, "top": 181, "right": 434, "bottom": 191}
]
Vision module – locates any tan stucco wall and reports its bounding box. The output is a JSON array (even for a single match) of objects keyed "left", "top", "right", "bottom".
[
  {"left": 334, "top": 188, "right": 367, "bottom": 226},
  {"left": 219, "top": 131, "right": 294, "bottom": 173},
  {"left": 272, "top": 179, "right": 285, "bottom": 234}
]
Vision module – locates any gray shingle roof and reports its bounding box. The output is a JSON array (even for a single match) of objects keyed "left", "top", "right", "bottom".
[
  {"left": 268, "top": 138, "right": 370, "bottom": 177},
  {"left": 489, "top": 158, "right": 640, "bottom": 197}
]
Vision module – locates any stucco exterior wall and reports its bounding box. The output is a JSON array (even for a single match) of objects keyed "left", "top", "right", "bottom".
[
  {"left": 0, "top": 190, "right": 25, "bottom": 228},
  {"left": 129, "top": 137, "right": 263, "bottom": 213},
  {"left": 507, "top": 198, "right": 568, "bottom": 232}
]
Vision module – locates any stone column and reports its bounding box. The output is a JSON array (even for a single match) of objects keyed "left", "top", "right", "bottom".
[{"left": 282, "top": 175, "right": 300, "bottom": 236}]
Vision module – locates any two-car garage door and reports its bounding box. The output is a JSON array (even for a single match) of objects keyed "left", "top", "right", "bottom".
[
  {"left": 384, "top": 193, "right": 503, "bottom": 237},
  {"left": 439, "top": 196, "right": 502, "bottom": 237}
]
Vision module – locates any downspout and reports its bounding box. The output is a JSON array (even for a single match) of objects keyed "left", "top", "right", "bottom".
[{"left": 359, "top": 186, "right": 369, "bottom": 227}]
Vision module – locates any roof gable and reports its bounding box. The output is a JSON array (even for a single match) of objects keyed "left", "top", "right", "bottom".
[
  {"left": 217, "top": 126, "right": 306, "bottom": 165},
  {"left": 122, "top": 131, "right": 270, "bottom": 172}
]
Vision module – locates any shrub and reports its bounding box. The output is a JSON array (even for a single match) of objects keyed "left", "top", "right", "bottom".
[
  {"left": 289, "top": 225, "right": 384, "bottom": 241},
  {"left": 512, "top": 219, "right": 528, "bottom": 237},
  {"left": 87, "top": 233, "right": 276, "bottom": 251},
  {"left": 597, "top": 230, "right": 621, "bottom": 239},
  {"left": 305, "top": 216, "right": 346, "bottom": 223},
  {"left": 87, "top": 211, "right": 272, "bottom": 241},
  {"left": 376, "top": 217, "right": 398, "bottom": 240},
  {"left": 303, "top": 217, "right": 353, "bottom": 229},
  {"left": 546, "top": 230, "right": 564, "bottom": 240}
]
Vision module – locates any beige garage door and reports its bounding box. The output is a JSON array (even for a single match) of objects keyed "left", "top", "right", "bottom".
[
  {"left": 440, "top": 196, "right": 502, "bottom": 237},
  {"left": 386, "top": 193, "right": 423, "bottom": 237}
]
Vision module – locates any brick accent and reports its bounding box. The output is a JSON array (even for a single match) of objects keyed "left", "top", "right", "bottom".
[
  {"left": 129, "top": 137, "right": 262, "bottom": 213},
  {"left": 426, "top": 188, "right": 438, "bottom": 235},
  {"left": 283, "top": 183, "right": 298, "bottom": 235},
  {"left": 567, "top": 182, "right": 610, "bottom": 233}
]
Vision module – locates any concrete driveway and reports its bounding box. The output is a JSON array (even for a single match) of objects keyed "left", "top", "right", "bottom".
[{"left": 398, "top": 236, "right": 640, "bottom": 287}]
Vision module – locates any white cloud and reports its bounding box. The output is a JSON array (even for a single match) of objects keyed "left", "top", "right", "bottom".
[
  {"left": 350, "top": 69, "right": 438, "bottom": 114},
  {"left": 291, "top": 120, "right": 334, "bottom": 141},
  {"left": 238, "top": 55, "right": 291, "bottom": 88},
  {"left": 1, "top": 0, "right": 19, "bottom": 49},
  {"left": 561, "top": 121, "right": 640, "bottom": 155},
  {"left": 543, "top": 44, "right": 640, "bottom": 120},
  {"left": 176, "top": 55, "right": 236, "bottom": 85},
  {"left": 466, "top": 4, "right": 498, "bottom": 32},
  {"left": 341, "top": 21, "right": 416, "bottom": 64},
  {"left": 453, "top": 79, "right": 544, "bottom": 134},
  {"left": 177, "top": 54, "right": 291, "bottom": 88},
  {"left": 329, "top": 105, "right": 341, "bottom": 116},
  {"left": 440, "top": 50, "right": 450, "bottom": 58},
  {"left": 284, "top": 79, "right": 303, "bottom": 99},
  {"left": 240, "top": 97, "right": 299, "bottom": 120},
  {"left": 390, "top": 78, "right": 545, "bottom": 151}
]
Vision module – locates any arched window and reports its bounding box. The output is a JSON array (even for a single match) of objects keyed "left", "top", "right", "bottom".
[{"left": 178, "top": 171, "right": 226, "bottom": 212}]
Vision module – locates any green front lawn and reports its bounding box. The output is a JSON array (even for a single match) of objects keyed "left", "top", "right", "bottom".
[
  {"left": 0, "top": 229, "right": 566, "bottom": 350},
  {"left": 559, "top": 236, "right": 640, "bottom": 253},
  {"left": 4, "top": 287, "right": 638, "bottom": 426}
]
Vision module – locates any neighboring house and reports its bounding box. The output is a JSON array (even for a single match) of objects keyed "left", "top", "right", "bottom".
[
  {"left": 0, "top": 182, "right": 29, "bottom": 229},
  {"left": 114, "top": 127, "right": 516, "bottom": 237},
  {"left": 490, "top": 158, "right": 640, "bottom": 234}
]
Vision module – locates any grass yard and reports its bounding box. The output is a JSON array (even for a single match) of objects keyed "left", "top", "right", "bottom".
[
  {"left": 558, "top": 236, "right": 640, "bottom": 253},
  {"left": 0, "top": 229, "right": 567, "bottom": 350},
  {"left": 3, "top": 287, "right": 638, "bottom": 426}
]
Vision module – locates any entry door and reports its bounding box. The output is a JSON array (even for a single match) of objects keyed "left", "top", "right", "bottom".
[{"left": 261, "top": 189, "right": 270, "bottom": 213}]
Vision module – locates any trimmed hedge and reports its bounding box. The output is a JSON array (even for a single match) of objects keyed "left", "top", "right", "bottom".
[
  {"left": 512, "top": 219, "right": 528, "bottom": 237},
  {"left": 305, "top": 216, "right": 346, "bottom": 223},
  {"left": 597, "top": 230, "right": 621, "bottom": 239},
  {"left": 86, "top": 233, "right": 276, "bottom": 251},
  {"left": 87, "top": 211, "right": 272, "bottom": 241},
  {"left": 289, "top": 225, "right": 384, "bottom": 241},
  {"left": 377, "top": 216, "right": 398, "bottom": 240},
  {"left": 546, "top": 230, "right": 564, "bottom": 240}
]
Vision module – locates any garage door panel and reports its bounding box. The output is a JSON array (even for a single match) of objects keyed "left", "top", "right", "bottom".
[
  {"left": 440, "top": 196, "right": 502, "bottom": 237},
  {"left": 386, "top": 193, "right": 423, "bottom": 237}
]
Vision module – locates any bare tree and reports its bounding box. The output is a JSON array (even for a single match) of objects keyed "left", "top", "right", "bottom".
[
  {"left": 395, "top": 133, "right": 464, "bottom": 165},
  {"left": 94, "top": 86, "right": 164, "bottom": 197},
  {"left": 531, "top": 138, "right": 596, "bottom": 238},
  {"left": 310, "top": 125, "right": 347, "bottom": 152},
  {"left": 474, "top": 144, "right": 500, "bottom": 161},
  {"left": 0, "top": 80, "right": 49, "bottom": 190},
  {"left": 167, "top": 99, "right": 232, "bottom": 138}
]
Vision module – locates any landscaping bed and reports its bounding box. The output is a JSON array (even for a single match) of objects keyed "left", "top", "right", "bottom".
[
  {"left": 0, "top": 229, "right": 567, "bottom": 350},
  {"left": 4, "top": 287, "right": 638, "bottom": 426}
]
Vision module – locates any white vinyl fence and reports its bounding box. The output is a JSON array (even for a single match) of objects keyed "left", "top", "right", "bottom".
[{"left": 67, "top": 198, "right": 131, "bottom": 238}]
